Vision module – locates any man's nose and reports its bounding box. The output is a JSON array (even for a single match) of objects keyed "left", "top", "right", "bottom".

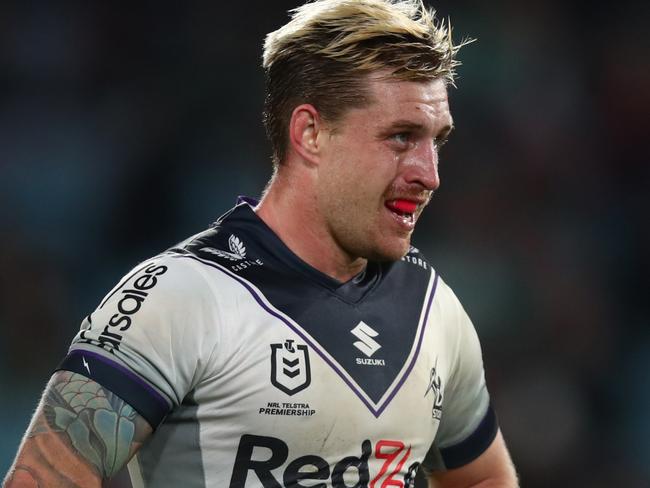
[{"left": 403, "top": 139, "right": 440, "bottom": 191}]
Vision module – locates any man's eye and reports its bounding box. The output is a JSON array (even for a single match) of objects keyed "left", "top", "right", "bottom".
[{"left": 392, "top": 133, "right": 409, "bottom": 145}]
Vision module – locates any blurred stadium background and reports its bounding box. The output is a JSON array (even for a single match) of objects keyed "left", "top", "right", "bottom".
[{"left": 0, "top": 1, "right": 648, "bottom": 486}]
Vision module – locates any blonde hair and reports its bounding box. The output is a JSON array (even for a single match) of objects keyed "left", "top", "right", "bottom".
[{"left": 262, "top": 0, "right": 468, "bottom": 165}]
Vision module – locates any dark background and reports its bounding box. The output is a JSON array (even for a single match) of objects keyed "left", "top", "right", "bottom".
[{"left": 1, "top": 1, "right": 648, "bottom": 486}]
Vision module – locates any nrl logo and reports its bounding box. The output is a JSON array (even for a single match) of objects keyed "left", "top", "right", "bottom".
[
  {"left": 270, "top": 339, "right": 311, "bottom": 396},
  {"left": 201, "top": 235, "right": 246, "bottom": 261},
  {"left": 424, "top": 359, "right": 443, "bottom": 420}
]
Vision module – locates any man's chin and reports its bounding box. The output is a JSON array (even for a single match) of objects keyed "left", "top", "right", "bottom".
[{"left": 366, "top": 239, "right": 411, "bottom": 263}]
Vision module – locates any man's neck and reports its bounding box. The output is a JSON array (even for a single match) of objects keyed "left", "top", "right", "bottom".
[{"left": 255, "top": 172, "right": 367, "bottom": 283}]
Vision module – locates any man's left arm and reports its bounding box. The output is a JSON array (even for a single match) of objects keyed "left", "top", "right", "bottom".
[
  {"left": 423, "top": 279, "right": 518, "bottom": 487},
  {"left": 428, "top": 429, "right": 518, "bottom": 488}
]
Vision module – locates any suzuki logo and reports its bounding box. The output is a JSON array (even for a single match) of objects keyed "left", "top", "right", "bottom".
[{"left": 351, "top": 321, "right": 382, "bottom": 357}]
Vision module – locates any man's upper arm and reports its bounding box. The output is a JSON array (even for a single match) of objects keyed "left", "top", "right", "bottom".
[
  {"left": 4, "top": 254, "right": 220, "bottom": 486},
  {"left": 423, "top": 279, "right": 516, "bottom": 486},
  {"left": 428, "top": 430, "right": 518, "bottom": 488},
  {"left": 4, "top": 370, "right": 153, "bottom": 487},
  {"left": 423, "top": 281, "right": 496, "bottom": 471}
]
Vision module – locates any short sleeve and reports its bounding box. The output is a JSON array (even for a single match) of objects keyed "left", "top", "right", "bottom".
[
  {"left": 421, "top": 280, "right": 498, "bottom": 472},
  {"left": 56, "top": 254, "right": 219, "bottom": 429}
]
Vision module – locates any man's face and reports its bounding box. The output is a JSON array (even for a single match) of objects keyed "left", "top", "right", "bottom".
[{"left": 316, "top": 75, "right": 453, "bottom": 262}]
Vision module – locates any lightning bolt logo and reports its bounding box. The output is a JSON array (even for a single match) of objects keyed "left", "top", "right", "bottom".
[{"left": 82, "top": 356, "right": 91, "bottom": 375}]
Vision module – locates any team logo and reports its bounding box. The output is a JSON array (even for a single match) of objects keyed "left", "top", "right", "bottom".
[
  {"left": 201, "top": 234, "right": 246, "bottom": 261},
  {"left": 270, "top": 340, "right": 311, "bottom": 395},
  {"left": 424, "top": 360, "right": 443, "bottom": 420}
]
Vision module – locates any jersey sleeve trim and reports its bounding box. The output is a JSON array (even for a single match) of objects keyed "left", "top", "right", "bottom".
[
  {"left": 56, "top": 349, "right": 171, "bottom": 429},
  {"left": 439, "top": 404, "right": 499, "bottom": 469}
]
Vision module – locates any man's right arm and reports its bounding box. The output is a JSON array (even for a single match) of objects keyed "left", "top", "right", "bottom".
[{"left": 3, "top": 370, "right": 153, "bottom": 488}]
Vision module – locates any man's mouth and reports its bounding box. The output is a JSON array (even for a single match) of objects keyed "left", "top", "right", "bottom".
[{"left": 385, "top": 199, "right": 419, "bottom": 224}]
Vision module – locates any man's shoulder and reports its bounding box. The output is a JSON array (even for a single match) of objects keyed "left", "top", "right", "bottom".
[
  {"left": 100, "top": 250, "right": 213, "bottom": 310},
  {"left": 163, "top": 202, "right": 262, "bottom": 267},
  {"left": 166, "top": 223, "right": 265, "bottom": 277},
  {"left": 100, "top": 221, "right": 239, "bottom": 309},
  {"left": 172, "top": 225, "right": 243, "bottom": 262}
]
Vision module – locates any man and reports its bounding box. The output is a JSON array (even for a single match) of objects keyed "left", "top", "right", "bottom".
[{"left": 4, "top": 1, "right": 518, "bottom": 487}]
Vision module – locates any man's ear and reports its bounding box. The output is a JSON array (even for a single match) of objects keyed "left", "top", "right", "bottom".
[{"left": 288, "top": 104, "right": 327, "bottom": 166}]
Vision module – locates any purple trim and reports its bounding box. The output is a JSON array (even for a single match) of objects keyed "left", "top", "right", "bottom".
[
  {"left": 236, "top": 195, "right": 259, "bottom": 206},
  {"left": 178, "top": 254, "right": 439, "bottom": 418},
  {"left": 375, "top": 272, "right": 439, "bottom": 416},
  {"left": 67, "top": 349, "right": 170, "bottom": 411}
]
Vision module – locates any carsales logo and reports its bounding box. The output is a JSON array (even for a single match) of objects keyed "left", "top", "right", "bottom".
[{"left": 230, "top": 434, "right": 420, "bottom": 487}]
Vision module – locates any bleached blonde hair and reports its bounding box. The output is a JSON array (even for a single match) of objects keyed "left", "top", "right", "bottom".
[{"left": 262, "top": 0, "right": 468, "bottom": 165}]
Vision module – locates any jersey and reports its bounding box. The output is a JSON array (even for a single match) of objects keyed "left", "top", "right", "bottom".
[{"left": 57, "top": 198, "right": 498, "bottom": 488}]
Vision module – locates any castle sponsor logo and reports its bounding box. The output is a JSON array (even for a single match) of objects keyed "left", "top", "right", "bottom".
[
  {"left": 270, "top": 339, "right": 311, "bottom": 395},
  {"left": 79, "top": 263, "right": 168, "bottom": 354},
  {"left": 258, "top": 401, "right": 316, "bottom": 417},
  {"left": 201, "top": 234, "right": 264, "bottom": 272},
  {"left": 202, "top": 234, "right": 246, "bottom": 261}
]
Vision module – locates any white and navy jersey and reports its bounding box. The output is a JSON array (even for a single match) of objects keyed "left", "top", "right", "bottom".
[{"left": 58, "top": 198, "right": 498, "bottom": 488}]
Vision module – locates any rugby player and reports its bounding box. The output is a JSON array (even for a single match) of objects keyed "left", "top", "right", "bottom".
[{"left": 4, "top": 1, "right": 518, "bottom": 486}]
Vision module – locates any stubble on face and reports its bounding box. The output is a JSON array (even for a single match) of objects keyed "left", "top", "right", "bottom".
[{"left": 316, "top": 75, "right": 451, "bottom": 266}]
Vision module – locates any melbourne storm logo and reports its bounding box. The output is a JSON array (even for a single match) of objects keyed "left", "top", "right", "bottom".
[
  {"left": 424, "top": 359, "right": 443, "bottom": 420},
  {"left": 270, "top": 340, "right": 311, "bottom": 395}
]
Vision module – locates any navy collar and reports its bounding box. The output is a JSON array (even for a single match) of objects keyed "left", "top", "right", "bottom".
[{"left": 216, "top": 198, "right": 385, "bottom": 303}]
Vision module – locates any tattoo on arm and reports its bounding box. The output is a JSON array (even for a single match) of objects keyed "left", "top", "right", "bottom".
[
  {"left": 5, "top": 371, "right": 153, "bottom": 487},
  {"left": 42, "top": 371, "right": 151, "bottom": 476}
]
